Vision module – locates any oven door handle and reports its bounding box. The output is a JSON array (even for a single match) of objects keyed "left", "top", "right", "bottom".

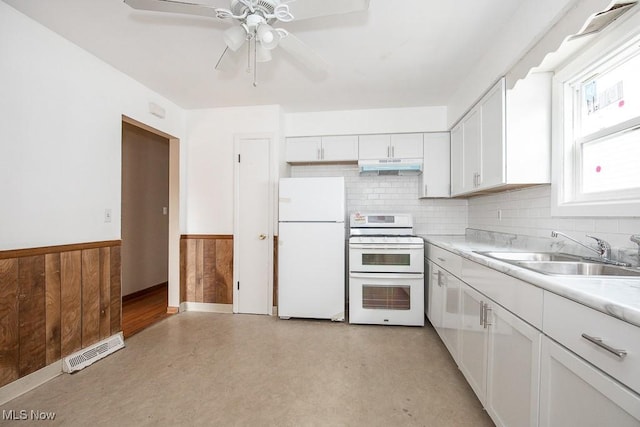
[
  {"left": 349, "top": 272, "right": 424, "bottom": 280},
  {"left": 348, "top": 244, "right": 424, "bottom": 250}
]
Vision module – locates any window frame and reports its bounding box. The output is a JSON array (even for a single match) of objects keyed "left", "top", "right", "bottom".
[{"left": 552, "top": 7, "right": 640, "bottom": 217}]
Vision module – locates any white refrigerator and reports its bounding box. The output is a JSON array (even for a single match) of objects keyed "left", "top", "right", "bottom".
[{"left": 278, "top": 177, "right": 345, "bottom": 321}]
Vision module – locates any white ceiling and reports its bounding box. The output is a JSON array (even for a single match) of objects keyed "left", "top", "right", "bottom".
[{"left": 3, "top": 0, "right": 528, "bottom": 111}]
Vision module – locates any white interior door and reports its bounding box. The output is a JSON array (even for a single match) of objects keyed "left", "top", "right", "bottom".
[{"left": 234, "top": 136, "right": 272, "bottom": 315}]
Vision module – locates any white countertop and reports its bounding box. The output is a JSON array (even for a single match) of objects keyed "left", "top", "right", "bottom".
[{"left": 421, "top": 234, "right": 640, "bottom": 328}]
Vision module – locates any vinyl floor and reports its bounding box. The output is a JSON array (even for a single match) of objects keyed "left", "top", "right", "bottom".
[{"left": 0, "top": 312, "right": 494, "bottom": 426}]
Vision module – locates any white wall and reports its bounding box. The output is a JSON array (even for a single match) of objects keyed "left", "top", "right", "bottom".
[
  {"left": 468, "top": 185, "right": 640, "bottom": 252},
  {"left": 0, "top": 2, "right": 186, "bottom": 251},
  {"left": 284, "top": 106, "right": 447, "bottom": 136},
  {"left": 184, "top": 105, "right": 282, "bottom": 234}
]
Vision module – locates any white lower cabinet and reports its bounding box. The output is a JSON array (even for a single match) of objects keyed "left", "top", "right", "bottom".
[
  {"left": 459, "top": 282, "right": 488, "bottom": 404},
  {"left": 485, "top": 301, "right": 541, "bottom": 427},
  {"left": 428, "top": 245, "right": 640, "bottom": 426},
  {"left": 459, "top": 282, "right": 542, "bottom": 427},
  {"left": 539, "top": 336, "right": 640, "bottom": 426},
  {"left": 427, "top": 260, "right": 461, "bottom": 359}
]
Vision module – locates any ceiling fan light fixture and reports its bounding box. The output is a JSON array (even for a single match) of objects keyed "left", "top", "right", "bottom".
[
  {"left": 224, "top": 25, "right": 248, "bottom": 51},
  {"left": 256, "top": 44, "right": 272, "bottom": 63},
  {"left": 257, "top": 23, "right": 280, "bottom": 50}
]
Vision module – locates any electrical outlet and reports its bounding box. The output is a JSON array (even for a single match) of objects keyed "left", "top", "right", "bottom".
[{"left": 104, "top": 208, "right": 112, "bottom": 223}]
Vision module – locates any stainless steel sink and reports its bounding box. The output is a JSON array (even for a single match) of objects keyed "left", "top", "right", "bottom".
[
  {"left": 514, "top": 261, "right": 640, "bottom": 277},
  {"left": 477, "top": 251, "right": 583, "bottom": 262}
]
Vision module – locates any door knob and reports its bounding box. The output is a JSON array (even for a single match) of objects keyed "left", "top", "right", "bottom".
[{"left": 259, "top": 234, "right": 267, "bottom": 240}]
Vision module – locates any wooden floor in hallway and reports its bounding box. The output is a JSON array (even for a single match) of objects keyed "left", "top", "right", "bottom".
[{"left": 122, "top": 283, "right": 174, "bottom": 338}]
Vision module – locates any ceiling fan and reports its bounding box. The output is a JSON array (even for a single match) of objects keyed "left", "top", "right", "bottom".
[{"left": 123, "top": 0, "right": 370, "bottom": 86}]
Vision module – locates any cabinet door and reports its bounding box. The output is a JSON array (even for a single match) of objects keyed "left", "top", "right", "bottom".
[
  {"left": 286, "top": 137, "right": 321, "bottom": 162},
  {"left": 358, "top": 134, "right": 391, "bottom": 159},
  {"left": 479, "top": 79, "right": 505, "bottom": 188},
  {"left": 486, "top": 302, "right": 541, "bottom": 427},
  {"left": 450, "top": 124, "right": 464, "bottom": 196},
  {"left": 462, "top": 108, "right": 481, "bottom": 193},
  {"left": 539, "top": 336, "right": 640, "bottom": 427},
  {"left": 428, "top": 261, "right": 461, "bottom": 362},
  {"left": 390, "top": 133, "right": 423, "bottom": 158},
  {"left": 419, "top": 132, "right": 450, "bottom": 198},
  {"left": 321, "top": 135, "right": 358, "bottom": 161},
  {"left": 459, "top": 282, "right": 488, "bottom": 404}
]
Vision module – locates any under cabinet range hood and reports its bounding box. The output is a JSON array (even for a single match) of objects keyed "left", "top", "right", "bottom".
[{"left": 358, "top": 158, "right": 423, "bottom": 176}]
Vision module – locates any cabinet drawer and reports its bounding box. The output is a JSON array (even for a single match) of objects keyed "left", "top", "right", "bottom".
[
  {"left": 427, "top": 244, "right": 461, "bottom": 278},
  {"left": 462, "top": 258, "right": 543, "bottom": 329},
  {"left": 543, "top": 291, "right": 640, "bottom": 394}
]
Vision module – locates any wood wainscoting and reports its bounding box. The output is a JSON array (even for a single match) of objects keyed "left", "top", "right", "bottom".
[
  {"left": 0, "top": 241, "right": 121, "bottom": 388},
  {"left": 179, "top": 235, "right": 279, "bottom": 308},
  {"left": 180, "top": 235, "right": 233, "bottom": 304}
]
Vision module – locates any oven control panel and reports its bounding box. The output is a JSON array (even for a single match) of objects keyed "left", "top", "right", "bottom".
[{"left": 349, "top": 212, "right": 413, "bottom": 229}]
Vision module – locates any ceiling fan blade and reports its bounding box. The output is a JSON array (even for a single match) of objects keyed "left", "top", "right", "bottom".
[
  {"left": 287, "top": 0, "right": 370, "bottom": 21},
  {"left": 278, "top": 32, "right": 328, "bottom": 75},
  {"left": 123, "top": 0, "right": 219, "bottom": 19}
]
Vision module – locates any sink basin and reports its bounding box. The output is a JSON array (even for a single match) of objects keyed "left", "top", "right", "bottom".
[
  {"left": 477, "top": 251, "right": 583, "bottom": 262},
  {"left": 515, "top": 261, "right": 640, "bottom": 277}
]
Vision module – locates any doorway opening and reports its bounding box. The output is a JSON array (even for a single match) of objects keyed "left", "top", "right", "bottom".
[{"left": 121, "top": 118, "right": 179, "bottom": 337}]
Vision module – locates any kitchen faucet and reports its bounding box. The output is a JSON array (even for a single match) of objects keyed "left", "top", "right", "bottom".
[{"left": 551, "top": 231, "right": 631, "bottom": 267}]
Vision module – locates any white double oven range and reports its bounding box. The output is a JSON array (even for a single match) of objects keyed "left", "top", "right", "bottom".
[{"left": 348, "top": 213, "right": 425, "bottom": 326}]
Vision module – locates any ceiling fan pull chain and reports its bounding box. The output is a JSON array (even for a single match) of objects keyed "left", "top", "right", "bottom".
[{"left": 253, "top": 36, "right": 258, "bottom": 87}]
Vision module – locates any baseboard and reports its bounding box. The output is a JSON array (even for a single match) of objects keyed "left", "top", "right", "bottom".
[
  {"left": 166, "top": 306, "right": 179, "bottom": 314},
  {"left": 0, "top": 362, "right": 62, "bottom": 405},
  {"left": 179, "top": 302, "right": 233, "bottom": 313}
]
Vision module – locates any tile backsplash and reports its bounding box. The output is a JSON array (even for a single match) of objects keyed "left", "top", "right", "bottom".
[
  {"left": 468, "top": 185, "right": 640, "bottom": 251},
  {"left": 288, "top": 166, "right": 640, "bottom": 255},
  {"left": 290, "top": 165, "right": 468, "bottom": 235}
]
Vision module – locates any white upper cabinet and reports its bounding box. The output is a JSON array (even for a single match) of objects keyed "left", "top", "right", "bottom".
[
  {"left": 450, "top": 124, "right": 464, "bottom": 196},
  {"left": 286, "top": 135, "right": 358, "bottom": 163},
  {"left": 419, "top": 132, "right": 450, "bottom": 198},
  {"left": 450, "top": 73, "right": 551, "bottom": 197},
  {"left": 359, "top": 133, "right": 423, "bottom": 160}
]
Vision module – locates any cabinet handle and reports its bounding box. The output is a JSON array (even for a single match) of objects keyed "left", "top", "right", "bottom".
[
  {"left": 424, "top": 184, "right": 428, "bottom": 196},
  {"left": 436, "top": 257, "right": 446, "bottom": 263},
  {"left": 387, "top": 146, "right": 390, "bottom": 158},
  {"left": 484, "top": 304, "right": 492, "bottom": 328},
  {"left": 321, "top": 147, "right": 325, "bottom": 159},
  {"left": 317, "top": 148, "right": 321, "bottom": 160},
  {"left": 480, "top": 301, "right": 485, "bottom": 326},
  {"left": 581, "top": 333, "right": 627, "bottom": 359},
  {"left": 437, "top": 270, "right": 443, "bottom": 287},
  {"left": 392, "top": 146, "right": 395, "bottom": 158}
]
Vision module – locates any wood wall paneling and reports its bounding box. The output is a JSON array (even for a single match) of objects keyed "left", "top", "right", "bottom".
[
  {"left": 0, "top": 259, "right": 20, "bottom": 387},
  {"left": 44, "top": 254, "right": 61, "bottom": 365},
  {"left": 60, "top": 250, "right": 82, "bottom": 356},
  {"left": 202, "top": 239, "right": 217, "bottom": 303},
  {"left": 99, "top": 247, "right": 111, "bottom": 340},
  {"left": 18, "top": 256, "right": 46, "bottom": 377},
  {"left": 0, "top": 242, "right": 122, "bottom": 389},
  {"left": 110, "top": 246, "right": 121, "bottom": 336},
  {"left": 195, "top": 239, "right": 204, "bottom": 302},
  {"left": 180, "top": 235, "right": 233, "bottom": 305},
  {"left": 81, "top": 249, "right": 100, "bottom": 348},
  {"left": 215, "top": 239, "right": 233, "bottom": 304}
]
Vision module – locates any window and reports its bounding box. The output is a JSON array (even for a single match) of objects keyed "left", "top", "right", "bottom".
[{"left": 552, "top": 8, "right": 640, "bottom": 216}]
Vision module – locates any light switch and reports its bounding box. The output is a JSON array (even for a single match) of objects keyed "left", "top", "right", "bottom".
[
  {"left": 104, "top": 208, "right": 112, "bottom": 223},
  {"left": 162, "top": 207, "right": 168, "bottom": 215}
]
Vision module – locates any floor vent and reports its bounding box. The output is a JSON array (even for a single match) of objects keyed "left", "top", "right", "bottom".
[{"left": 62, "top": 333, "right": 125, "bottom": 373}]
